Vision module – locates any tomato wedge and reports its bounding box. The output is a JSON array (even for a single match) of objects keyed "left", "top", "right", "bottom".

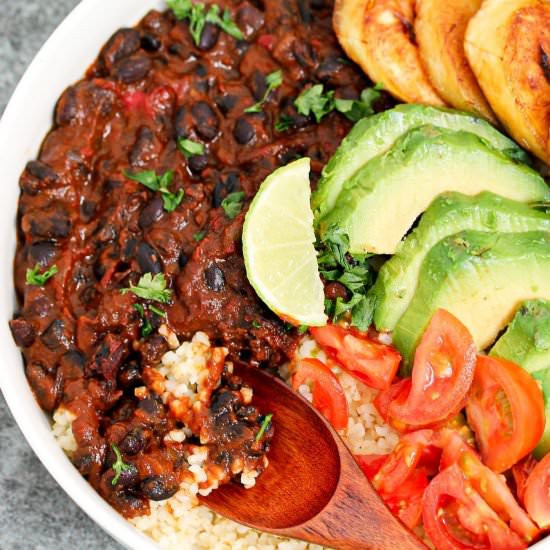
[
  {"left": 512, "top": 455, "right": 538, "bottom": 506},
  {"left": 389, "top": 310, "right": 476, "bottom": 427},
  {"left": 292, "top": 358, "right": 348, "bottom": 430},
  {"left": 310, "top": 325, "right": 401, "bottom": 390},
  {"left": 385, "top": 468, "right": 429, "bottom": 530},
  {"left": 422, "top": 464, "right": 527, "bottom": 550},
  {"left": 439, "top": 430, "right": 539, "bottom": 543},
  {"left": 355, "top": 454, "right": 388, "bottom": 480},
  {"left": 466, "top": 355, "right": 545, "bottom": 473},
  {"left": 524, "top": 452, "right": 550, "bottom": 529}
]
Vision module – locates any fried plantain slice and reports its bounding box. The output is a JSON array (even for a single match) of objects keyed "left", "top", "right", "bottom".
[
  {"left": 333, "top": 0, "right": 446, "bottom": 105},
  {"left": 465, "top": 0, "right": 550, "bottom": 163},
  {"left": 415, "top": 0, "right": 497, "bottom": 123}
]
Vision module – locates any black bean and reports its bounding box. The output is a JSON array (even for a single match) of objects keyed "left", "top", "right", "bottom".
[
  {"left": 225, "top": 172, "right": 240, "bottom": 193},
  {"left": 122, "top": 237, "right": 138, "bottom": 261},
  {"left": 168, "top": 42, "right": 184, "bottom": 56},
  {"left": 293, "top": 41, "right": 316, "bottom": 69},
  {"left": 174, "top": 106, "right": 189, "bottom": 138},
  {"left": 195, "top": 64, "right": 208, "bottom": 77},
  {"left": 178, "top": 251, "right": 188, "bottom": 268},
  {"left": 115, "top": 464, "right": 140, "bottom": 488},
  {"left": 129, "top": 126, "right": 155, "bottom": 167},
  {"left": 28, "top": 241, "right": 57, "bottom": 266},
  {"left": 191, "top": 101, "right": 219, "bottom": 141},
  {"left": 100, "top": 29, "right": 141, "bottom": 71},
  {"left": 198, "top": 23, "right": 220, "bottom": 50},
  {"left": 141, "top": 477, "right": 178, "bottom": 501},
  {"left": 41, "top": 320, "right": 70, "bottom": 352},
  {"left": 139, "top": 197, "right": 164, "bottom": 229},
  {"left": 213, "top": 181, "right": 225, "bottom": 208},
  {"left": 188, "top": 154, "right": 208, "bottom": 174},
  {"left": 114, "top": 55, "right": 152, "bottom": 84},
  {"left": 233, "top": 117, "right": 255, "bottom": 145},
  {"left": 297, "top": 0, "right": 313, "bottom": 23},
  {"left": 210, "top": 389, "right": 240, "bottom": 416},
  {"left": 141, "top": 34, "right": 161, "bottom": 52},
  {"left": 195, "top": 80, "right": 209, "bottom": 94},
  {"left": 119, "top": 429, "right": 146, "bottom": 455},
  {"left": 117, "top": 361, "right": 143, "bottom": 390},
  {"left": 9, "top": 318, "right": 36, "bottom": 348},
  {"left": 250, "top": 70, "right": 267, "bottom": 101},
  {"left": 136, "top": 242, "right": 163, "bottom": 274},
  {"left": 26, "top": 160, "right": 58, "bottom": 182},
  {"left": 80, "top": 200, "right": 97, "bottom": 222},
  {"left": 30, "top": 215, "right": 71, "bottom": 240},
  {"left": 55, "top": 86, "right": 79, "bottom": 126},
  {"left": 311, "top": 0, "right": 326, "bottom": 7},
  {"left": 96, "top": 223, "right": 117, "bottom": 243},
  {"left": 237, "top": 5, "right": 265, "bottom": 38},
  {"left": 216, "top": 94, "right": 238, "bottom": 115},
  {"left": 205, "top": 263, "right": 225, "bottom": 292},
  {"left": 138, "top": 398, "right": 162, "bottom": 416}
]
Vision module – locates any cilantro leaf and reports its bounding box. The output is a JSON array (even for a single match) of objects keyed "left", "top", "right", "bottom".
[
  {"left": 351, "top": 294, "right": 376, "bottom": 331},
  {"left": 334, "top": 85, "right": 383, "bottom": 122},
  {"left": 26, "top": 264, "right": 58, "bottom": 286},
  {"left": 178, "top": 138, "right": 205, "bottom": 158},
  {"left": 194, "top": 229, "right": 207, "bottom": 241},
  {"left": 245, "top": 70, "right": 283, "bottom": 113},
  {"left": 121, "top": 273, "right": 173, "bottom": 304},
  {"left": 149, "top": 304, "right": 167, "bottom": 318},
  {"left": 275, "top": 114, "right": 294, "bottom": 133},
  {"left": 124, "top": 169, "right": 183, "bottom": 213},
  {"left": 221, "top": 191, "right": 245, "bottom": 219},
  {"left": 298, "top": 325, "right": 309, "bottom": 334},
  {"left": 295, "top": 84, "right": 335, "bottom": 123},
  {"left": 255, "top": 413, "right": 273, "bottom": 442},
  {"left": 111, "top": 444, "right": 132, "bottom": 486},
  {"left": 169, "top": 0, "right": 243, "bottom": 45}
]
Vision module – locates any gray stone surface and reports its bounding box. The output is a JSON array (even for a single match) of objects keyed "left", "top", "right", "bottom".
[{"left": 0, "top": 1, "right": 122, "bottom": 548}]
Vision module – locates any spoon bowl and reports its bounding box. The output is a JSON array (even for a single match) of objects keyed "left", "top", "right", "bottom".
[{"left": 201, "top": 365, "right": 426, "bottom": 550}]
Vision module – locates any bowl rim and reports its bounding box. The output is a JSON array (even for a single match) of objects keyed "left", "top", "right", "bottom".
[{"left": 1, "top": 1, "right": 549, "bottom": 549}]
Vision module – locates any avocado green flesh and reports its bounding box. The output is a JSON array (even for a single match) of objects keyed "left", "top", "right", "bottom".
[
  {"left": 319, "top": 126, "right": 550, "bottom": 255},
  {"left": 490, "top": 300, "right": 550, "bottom": 458},
  {"left": 392, "top": 231, "right": 550, "bottom": 372},
  {"left": 372, "top": 193, "right": 550, "bottom": 332},
  {"left": 312, "top": 104, "right": 530, "bottom": 219}
]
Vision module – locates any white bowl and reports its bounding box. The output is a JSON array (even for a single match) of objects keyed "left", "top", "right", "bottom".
[{"left": 0, "top": 1, "right": 548, "bottom": 549}]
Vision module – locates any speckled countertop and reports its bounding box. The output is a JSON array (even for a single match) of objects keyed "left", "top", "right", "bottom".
[{"left": 0, "top": 1, "right": 122, "bottom": 548}]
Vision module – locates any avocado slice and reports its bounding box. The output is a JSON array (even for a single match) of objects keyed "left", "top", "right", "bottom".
[
  {"left": 319, "top": 126, "right": 549, "bottom": 255},
  {"left": 372, "top": 193, "right": 550, "bottom": 331},
  {"left": 392, "top": 231, "right": 550, "bottom": 371},
  {"left": 312, "top": 104, "right": 530, "bottom": 219},
  {"left": 490, "top": 300, "right": 550, "bottom": 457}
]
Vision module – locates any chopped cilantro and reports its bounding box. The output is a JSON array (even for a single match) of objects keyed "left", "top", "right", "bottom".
[
  {"left": 178, "top": 138, "right": 205, "bottom": 158},
  {"left": 26, "top": 264, "right": 58, "bottom": 286},
  {"left": 251, "top": 320, "right": 261, "bottom": 329},
  {"left": 149, "top": 304, "right": 167, "bottom": 318},
  {"left": 334, "top": 85, "right": 383, "bottom": 122},
  {"left": 193, "top": 229, "right": 207, "bottom": 241},
  {"left": 167, "top": 0, "right": 243, "bottom": 46},
  {"left": 111, "top": 444, "right": 132, "bottom": 486},
  {"left": 121, "top": 273, "right": 173, "bottom": 304},
  {"left": 245, "top": 70, "right": 283, "bottom": 113},
  {"left": 124, "top": 169, "right": 184, "bottom": 213},
  {"left": 221, "top": 191, "right": 245, "bottom": 219},
  {"left": 298, "top": 325, "right": 309, "bottom": 334},
  {"left": 274, "top": 114, "right": 294, "bottom": 133},
  {"left": 255, "top": 413, "right": 273, "bottom": 442}
]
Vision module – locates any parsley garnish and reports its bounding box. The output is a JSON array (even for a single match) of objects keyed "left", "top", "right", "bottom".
[
  {"left": 121, "top": 273, "right": 173, "bottom": 304},
  {"left": 111, "top": 444, "right": 132, "bottom": 486},
  {"left": 255, "top": 413, "right": 273, "bottom": 442},
  {"left": 295, "top": 84, "right": 383, "bottom": 123},
  {"left": 178, "top": 138, "right": 205, "bottom": 158},
  {"left": 274, "top": 114, "right": 294, "bottom": 133},
  {"left": 221, "top": 191, "right": 245, "bottom": 219},
  {"left": 298, "top": 325, "right": 309, "bottom": 334},
  {"left": 194, "top": 229, "right": 207, "bottom": 241},
  {"left": 245, "top": 70, "right": 283, "bottom": 113},
  {"left": 124, "top": 169, "right": 184, "bottom": 213},
  {"left": 26, "top": 264, "right": 58, "bottom": 286},
  {"left": 318, "top": 226, "right": 376, "bottom": 331},
  {"left": 167, "top": 0, "right": 243, "bottom": 46}
]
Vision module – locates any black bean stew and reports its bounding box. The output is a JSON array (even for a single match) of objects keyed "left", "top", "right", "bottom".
[{"left": 10, "top": 0, "right": 371, "bottom": 517}]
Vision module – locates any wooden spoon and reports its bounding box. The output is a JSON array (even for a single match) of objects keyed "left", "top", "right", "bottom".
[{"left": 200, "top": 365, "right": 427, "bottom": 550}]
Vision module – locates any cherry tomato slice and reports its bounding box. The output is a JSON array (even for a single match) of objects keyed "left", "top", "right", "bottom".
[
  {"left": 512, "top": 455, "right": 538, "bottom": 506},
  {"left": 355, "top": 454, "right": 388, "bottom": 480},
  {"left": 466, "top": 355, "right": 545, "bottom": 473},
  {"left": 390, "top": 309, "right": 476, "bottom": 428},
  {"left": 524, "top": 452, "right": 550, "bottom": 529},
  {"left": 310, "top": 325, "right": 401, "bottom": 390},
  {"left": 292, "top": 358, "right": 348, "bottom": 430},
  {"left": 439, "top": 430, "right": 539, "bottom": 543},
  {"left": 422, "top": 464, "right": 527, "bottom": 550}
]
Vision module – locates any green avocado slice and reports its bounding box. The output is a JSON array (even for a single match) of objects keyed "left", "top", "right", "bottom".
[
  {"left": 319, "top": 125, "right": 549, "bottom": 255},
  {"left": 392, "top": 231, "right": 550, "bottom": 372},
  {"left": 312, "top": 104, "right": 530, "bottom": 219},
  {"left": 371, "top": 193, "right": 550, "bottom": 332},
  {"left": 490, "top": 299, "right": 550, "bottom": 458}
]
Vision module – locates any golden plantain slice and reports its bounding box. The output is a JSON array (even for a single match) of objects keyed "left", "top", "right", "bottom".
[
  {"left": 333, "top": 0, "right": 446, "bottom": 105},
  {"left": 415, "top": 0, "right": 497, "bottom": 123},
  {"left": 465, "top": 0, "right": 550, "bottom": 163}
]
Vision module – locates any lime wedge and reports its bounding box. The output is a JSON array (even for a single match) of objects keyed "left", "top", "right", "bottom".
[{"left": 243, "top": 158, "right": 328, "bottom": 327}]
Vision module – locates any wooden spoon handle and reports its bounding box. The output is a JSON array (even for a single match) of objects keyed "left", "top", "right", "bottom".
[{"left": 283, "top": 437, "right": 427, "bottom": 550}]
